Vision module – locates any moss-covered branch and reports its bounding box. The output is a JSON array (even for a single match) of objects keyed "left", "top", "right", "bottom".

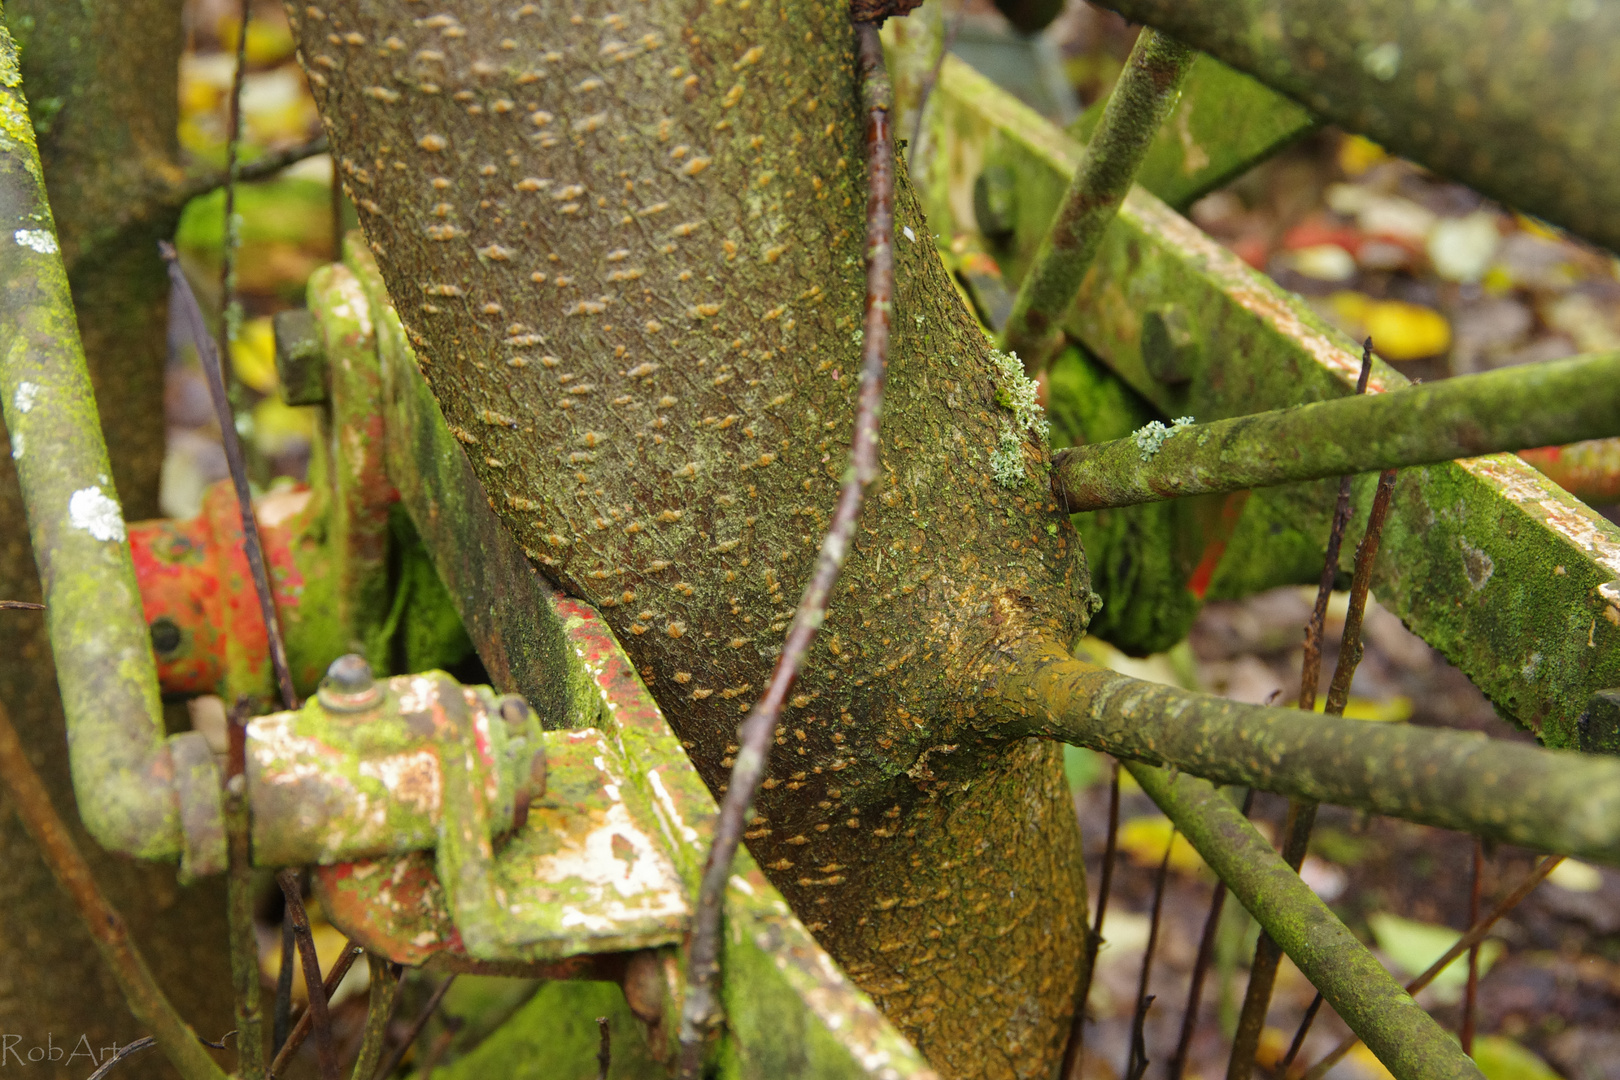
[
  {"left": 1092, "top": 0, "right": 1620, "bottom": 252},
  {"left": 1125, "top": 761, "right": 1483, "bottom": 1080},
  {"left": 1052, "top": 350, "right": 1620, "bottom": 510},
  {"left": 1003, "top": 29, "right": 1194, "bottom": 371},
  {"left": 999, "top": 642, "right": 1620, "bottom": 862}
]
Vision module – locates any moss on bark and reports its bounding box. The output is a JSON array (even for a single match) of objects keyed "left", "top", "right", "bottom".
[{"left": 291, "top": 2, "right": 1096, "bottom": 1075}]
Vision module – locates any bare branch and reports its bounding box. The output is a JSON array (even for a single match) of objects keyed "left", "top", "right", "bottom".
[{"left": 0, "top": 701, "right": 228, "bottom": 1080}]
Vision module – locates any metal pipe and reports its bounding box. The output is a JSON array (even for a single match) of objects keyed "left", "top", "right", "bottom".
[{"left": 0, "top": 50, "right": 203, "bottom": 864}]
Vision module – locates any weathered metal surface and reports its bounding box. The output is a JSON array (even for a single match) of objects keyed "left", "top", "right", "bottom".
[
  {"left": 315, "top": 727, "right": 689, "bottom": 964},
  {"left": 246, "top": 672, "right": 533, "bottom": 865},
  {"left": 309, "top": 263, "right": 398, "bottom": 669},
  {"left": 129, "top": 480, "right": 341, "bottom": 701},
  {"left": 927, "top": 56, "right": 1620, "bottom": 742},
  {"left": 272, "top": 307, "right": 327, "bottom": 406},
  {"left": 1068, "top": 52, "right": 1316, "bottom": 212},
  {"left": 1520, "top": 437, "right": 1620, "bottom": 506},
  {"left": 341, "top": 238, "right": 578, "bottom": 730}
]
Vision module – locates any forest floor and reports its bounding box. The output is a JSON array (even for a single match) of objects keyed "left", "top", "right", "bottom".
[{"left": 166, "top": 2, "right": 1620, "bottom": 1078}]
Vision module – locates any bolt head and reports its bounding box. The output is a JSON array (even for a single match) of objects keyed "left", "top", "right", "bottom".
[{"left": 318, "top": 653, "right": 382, "bottom": 712}]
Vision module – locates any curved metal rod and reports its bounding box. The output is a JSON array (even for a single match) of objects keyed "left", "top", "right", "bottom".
[
  {"left": 0, "top": 37, "right": 210, "bottom": 865},
  {"left": 1052, "top": 349, "right": 1620, "bottom": 511}
]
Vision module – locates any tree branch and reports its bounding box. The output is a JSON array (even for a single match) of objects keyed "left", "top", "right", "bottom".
[
  {"left": 1002, "top": 643, "right": 1620, "bottom": 861},
  {"left": 1052, "top": 350, "right": 1620, "bottom": 511},
  {"left": 1129, "top": 761, "right": 1484, "bottom": 1080},
  {"left": 0, "top": 701, "right": 228, "bottom": 1080},
  {"left": 1003, "top": 28, "right": 1195, "bottom": 371}
]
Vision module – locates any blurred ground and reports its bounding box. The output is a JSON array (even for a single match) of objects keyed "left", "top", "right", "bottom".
[{"left": 163, "top": 2, "right": 1619, "bottom": 1078}]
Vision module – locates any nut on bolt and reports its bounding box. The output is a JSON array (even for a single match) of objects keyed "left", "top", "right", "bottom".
[{"left": 317, "top": 653, "right": 383, "bottom": 712}]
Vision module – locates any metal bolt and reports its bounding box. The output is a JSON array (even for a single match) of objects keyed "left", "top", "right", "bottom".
[
  {"left": 973, "top": 164, "right": 1019, "bottom": 246},
  {"left": 499, "top": 697, "right": 531, "bottom": 732},
  {"left": 1577, "top": 688, "right": 1620, "bottom": 754},
  {"left": 317, "top": 653, "right": 382, "bottom": 712},
  {"left": 273, "top": 308, "right": 329, "bottom": 406},
  {"left": 1141, "top": 304, "right": 1199, "bottom": 385}
]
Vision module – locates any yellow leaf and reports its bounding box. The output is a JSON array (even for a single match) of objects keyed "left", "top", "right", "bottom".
[
  {"left": 1328, "top": 292, "right": 1451, "bottom": 361},
  {"left": 1338, "top": 135, "right": 1387, "bottom": 177},
  {"left": 252, "top": 398, "right": 318, "bottom": 458},
  {"left": 218, "top": 16, "right": 298, "bottom": 67},
  {"left": 1472, "top": 1035, "right": 1561, "bottom": 1080},
  {"left": 1314, "top": 696, "right": 1412, "bottom": 723},
  {"left": 1117, "top": 816, "right": 1208, "bottom": 876},
  {"left": 230, "top": 317, "right": 280, "bottom": 393}
]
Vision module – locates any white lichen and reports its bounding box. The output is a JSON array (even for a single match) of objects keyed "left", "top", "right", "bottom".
[
  {"left": 68, "top": 486, "right": 125, "bottom": 542},
  {"left": 988, "top": 349, "right": 1050, "bottom": 488},
  {"left": 1131, "top": 416, "right": 1195, "bottom": 461},
  {"left": 13, "top": 228, "right": 56, "bottom": 254},
  {"left": 13, "top": 380, "right": 38, "bottom": 413}
]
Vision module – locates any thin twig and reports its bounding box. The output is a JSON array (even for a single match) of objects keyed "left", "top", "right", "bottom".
[
  {"left": 218, "top": 0, "right": 253, "bottom": 391},
  {"left": 596, "top": 1016, "right": 612, "bottom": 1080},
  {"left": 371, "top": 975, "right": 456, "bottom": 1080},
  {"left": 0, "top": 599, "right": 43, "bottom": 609},
  {"left": 1230, "top": 352, "right": 1380, "bottom": 1080},
  {"left": 1126, "top": 831, "right": 1175, "bottom": 1080},
  {"left": 1300, "top": 342, "right": 1374, "bottom": 713},
  {"left": 177, "top": 135, "right": 330, "bottom": 205},
  {"left": 1167, "top": 788, "right": 1253, "bottom": 1080},
  {"left": 1062, "top": 757, "right": 1123, "bottom": 1079},
  {"left": 86, "top": 1038, "right": 157, "bottom": 1080},
  {"left": 0, "top": 701, "right": 228, "bottom": 1080},
  {"left": 348, "top": 955, "right": 403, "bottom": 1080},
  {"left": 160, "top": 243, "right": 298, "bottom": 710},
  {"left": 226, "top": 698, "right": 266, "bottom": 1080},
  {"left": 1299, "top": 855, "right": 1565, "bottom": 1080},
  {"left": 674, "top": 24, "right": 894, "bottom": 1078},
  {"left": 1461, "top": 839, "right": 1486, "bottom": 1055},
  {"left": 276, "top": 870, "right": 338, "bottom": 1080},
  {"left": 1003, "top": 28, "right": 1196, "bottom": 371},
  {"left": 267, "top": 937, "right": 364, "bottom": 1078},
  {"left": 273, "top": 916, "right": 296, "bottom": 1055}
]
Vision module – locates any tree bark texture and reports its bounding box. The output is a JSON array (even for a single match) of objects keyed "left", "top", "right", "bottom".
[
  {"left": 290, "top": 2, "right": 1093, "bottom": 1076},
  {"left": 0, "top": 5, "right": 233, "bottom": 1075},
  {"left": 1094, "top": 0, "right": 1620, "bottom": 253}
]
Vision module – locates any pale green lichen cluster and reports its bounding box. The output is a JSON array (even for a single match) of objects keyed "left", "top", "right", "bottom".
[
  {"left": 988, "top": 349, "right": 1050, "bottom": 488},
  {"left": 1132, "top": 416, "right": 1195, "bottom": 461}
]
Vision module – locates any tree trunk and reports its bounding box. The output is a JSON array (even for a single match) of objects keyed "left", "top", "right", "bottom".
[
  {"left": 291, "top": 2, "right": 1092, "bottom": 1075},
  {"left": 0, "top": 6, "right": 233, "bottom": 1075}
]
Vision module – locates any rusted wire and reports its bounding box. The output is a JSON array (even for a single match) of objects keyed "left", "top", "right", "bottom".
[
  {"left": 0, "top": 600, "right": 43, "bottom": 610},
  {"left": 674, "top": 22, "right": 894, "bottom": 1077},
  {"left": 595, "top": 1017, "right": 612, "bottom": 1080},
  {"left": 1300, "top": 342, "right": 1373, "bottom": 713},
  {"left": 225, "top": 698, "right": 265, "bottom": 1080},
  {"left": 159, "top": 245, "right": 299, "bottom": 710},
  {"left": 1299, "top": 855, "right": 1565, "bottom": 1080},
  {"left": 218, "top": 0, "right": 252, "bottom": 391},
  {"left": 1461, "top": 839, "right": 1486, "bottom": 1054}
]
